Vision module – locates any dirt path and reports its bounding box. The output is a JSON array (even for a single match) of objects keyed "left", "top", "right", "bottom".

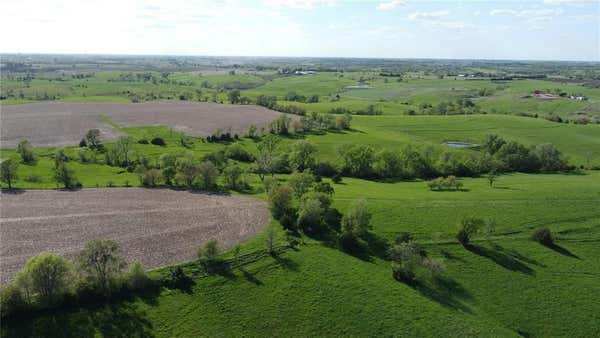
[{"left": 0, "top": 188, "right": 270, "bottom": 282}]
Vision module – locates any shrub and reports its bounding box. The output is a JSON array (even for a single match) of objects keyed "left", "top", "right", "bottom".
[
  {"left": 389, "top": 241, "right": 422, "bottom": 284},
  {"left": 225, "top": 144, "right": 254, "bottom": 162},
  {"left": 77, "top": 240, "right": 126, "bottom": 295},
  {"left": 151, "top": 137, "right": 166, "bottom": 146},
  {"left": 17, "top": 139, "right": 35, "bottom": 163},
  {"left": 341, "top": 199, "right": 371, "bottom": 237},
  {"left": 315, "top": 161, "right": 339, "bottom": 178},
  {"left": 279, "top": 210, "right": 297, "bottom": 230},
  {"left": 198, "top": 240, "right": 220, "bottom": 270},
  {"left": 332, "top": 173, "right": 343, "bottom": 184},
  {"left": 19, "top": 253, "right": 72, "bottom": 306},
  {"left": 297, "top": 197, "right": 324, "bottom": 232},
  {"left": 0, "top": 284, "right": 28, "bottom": 318},
  {"left": 127, "top": 262, "right": 152, "bottom": 291},
  {"left": 197, "top": 161, "right": 219, "bottom": 190},
  {"left": 54, "top": 162, "right": 78, "bottom": 189},
  {"left": 262, "top": 176, "right": 279, "bottom": 193},
  {"left": 164, "top": 266, "right": 191, "bottom": 289},
  {"left": 142, "top": 169, "right": 162, "bottom": 187},
  {"left": 265, "top": 228, "right": 277, "bottom": 255},
  {"left": 268, "top": 185, "right": 294, "bottom": 220},
  {"left": 531, "top": 227, "right": 553, "bottom": 245},
  {"left": 456, "top": 216, "right": 484, "bottom": 246},
  {"left": 79, "top": 139, "right": 87, "bottom": 147}
]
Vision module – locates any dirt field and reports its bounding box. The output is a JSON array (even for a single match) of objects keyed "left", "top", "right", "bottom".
[
  {"left": 0, "top": 188, "right": 270, "bottom": 282},
  {"left": 1, "top": 102, "right": 283, "bottom": 147}
]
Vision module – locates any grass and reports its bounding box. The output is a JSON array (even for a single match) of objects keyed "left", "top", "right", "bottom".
[
  {"left": 2, "top": 68, "right": 600, "bottom": 337},
  {"left": 4, "top": 173, "right": 599, "bottom": 337}
]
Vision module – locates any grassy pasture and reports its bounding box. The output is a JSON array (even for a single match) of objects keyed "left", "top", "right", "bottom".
[{"left": 4, "top": 173, "right": 599, "bottom": 337}]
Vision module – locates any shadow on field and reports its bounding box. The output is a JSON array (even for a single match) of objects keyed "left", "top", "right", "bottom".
[
  {"left": 542, "top": 242, "right": 580, "bottom": 259},
  {"left": 240, "top": 267, "right": 263, "bottom": 285},
  {"left": 466, "top": 244, "right": 535, "bottom": 275},
  {"left": 0, "top": 188, "right": 26, "bottom": 194},
  {"left": 409, "top": 276, "right": 473, "bottom": 314},
  {"left": 2, "top": 303, "right": 154, "bottom": 338}
]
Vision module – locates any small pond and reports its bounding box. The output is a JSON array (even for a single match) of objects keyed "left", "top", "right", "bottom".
[{"left": 444, "top": 141, "right": 476, "bottom": 148}]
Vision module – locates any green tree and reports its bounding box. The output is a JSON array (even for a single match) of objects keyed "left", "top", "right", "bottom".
[
  {"left": 85, "top": 129, "right": 102, "bottom": 149},
  {"left": 198, "top": 161, "right": 219, "bottom": 190},
  {"left": 77, "top": 240, "right": 126, "bottom": 294},
  {"left": 17, "top": 140, "right": 35, "bottom": 163},
  {"left": 255, "top": 135, "right": 280, "bottom": 181},
  {"left": 18, "top": 253, "right": 71, "bottom": 305},
  {"left": 290, "top": 140, "right": 317, "bottom": 171},
  {"left": 1, "top": 158, "right": 19, "bottom": 189},
  {"left": 54, "top": 162, "right": 77, "bottom": 189},
  {"left": 228, "top": 89, "right": 241, "bottom": 104},
  {"left": 114, "top": 136, "right": 134, "bottom": 167},
  {"left": 268, "top": 184, "right": 294, "bottom": 220},
  {"left": 224, "top": 166, "right": 244, "bottom": 190},
  {"left": 175, "top": 153, "right": 198, "bottom": 187},
  {"left": 288, "top": 170, "right": 315, "bottom": 198},
  {"left": 341, "top": 199, "right": 371, "bottom": 237}
]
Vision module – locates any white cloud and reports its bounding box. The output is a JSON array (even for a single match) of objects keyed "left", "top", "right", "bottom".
[
  {"left": 409, "top": 10, "right": 449, "bottom": 20},
  {"left": 263, "top": 0, "right": 336, "bottom": 10},
  {"left": 490, "top": 8, "right": 563, "bottom": 18},
  {"left": 376, "top": 0, "right": 407, "bottom": 11}
]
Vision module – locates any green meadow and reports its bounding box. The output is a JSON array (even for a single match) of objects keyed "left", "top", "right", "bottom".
[{"left": 2, "top": 65, "right": 600, "bottom": 337}]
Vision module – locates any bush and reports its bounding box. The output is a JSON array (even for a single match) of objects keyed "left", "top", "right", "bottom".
[
  {"left": 332, "top": 173, "right": 343, "bottom": 184},
  {"left": 17, "top": 139, "right": 35, "bottom": 163},
  {"left": 0, "top": 284, "right": 28, "bottom": 318},
  {"left": 163, "top": 266, "right": 191, "bottom": 289},
  {"left": 225, "top": 144, "right": 254, "bottom": 162},
  {"left": 19, "top": 253, "right": 72, "bottom": 306},
  {"left": 456, "top": 216, "right": 484, "bottom": 246},
  {"left": 151, "top": 137, "right": 166, "bottom": 146},
  {"left": 268, "top": 185, "right": 294, "bottom": 220},
  {"left": 315, "top": 161, "right": 339, "bottom": 178},
  {"left": 198, "top": 240, "right": 220, "bottom": 270},
  {"left": 127, "top": 262, "right": 152, "bottom": 291},
  {"left": 531, "top": 227, "right": 553, "bottom": 245}
]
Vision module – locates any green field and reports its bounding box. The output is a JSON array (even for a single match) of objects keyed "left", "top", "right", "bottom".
[
  {"left": 2, "top": 60, "right": 600, "bottom": 337},
  {"left": 4, "top": 173, "right": 600, "bottom": 337}
]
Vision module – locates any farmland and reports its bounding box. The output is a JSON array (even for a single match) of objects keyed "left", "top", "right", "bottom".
[
  {"left": 1, "top": 55, "right": 600, "bottom": 337},
  {"left": 0, "top": 189, "right": 269, "bottom": 282}
]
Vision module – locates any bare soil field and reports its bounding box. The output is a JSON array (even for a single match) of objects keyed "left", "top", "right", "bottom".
[
  {"left": 0, "top": 188, "right": 270, "bottom": 282},
  {"left": 0, "top": 102, "right": 283, "bottom": 147}
]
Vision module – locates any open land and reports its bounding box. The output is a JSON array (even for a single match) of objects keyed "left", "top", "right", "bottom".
[
  {"left": 0, "top": 188, "right": 270, "bottom": 282},
  {"left": 1, "top": 102, "right": 283, "bottom": 147}
]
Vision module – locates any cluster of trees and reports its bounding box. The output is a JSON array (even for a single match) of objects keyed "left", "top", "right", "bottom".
[
  {"left": 328, "top": 105, "right": 382, "bottom": 116},
  {"left": 427, "top": 176, "right": 463, "bottom": 191},
  {"left": 0, "top": 240, "right": 155, "bottom": 319},
  {"left": 389, "top": 234, "right": 445, "bottom": 284},
  {"left": 415, "top": 99, "right": 480, "bottom": 115},
  {"left": 284, "top": 91, "right": 319, "bottom": 103},
  {"left": 332, "top": 135, "right": 569, "bottom": 181}
]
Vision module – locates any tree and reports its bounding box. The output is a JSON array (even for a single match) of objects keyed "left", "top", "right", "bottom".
[
  {"left": 482, "top": 134, "right": 506, "bottom": 155},
  {"left": 341, "top": 199, "right": 371, "bottom": 237},
  {"left": 488, "top": 170, "right": 498, "bottom": 187},
  {"left": 85, "top": 129, "right": 102, "bottom": 149},
  {"left": 337, "top": 144, "right": 374, "bottom": 178},
  {"left": 297, "top": 196, "right": 323, "bottom": 231},
  {"left": 228, "top": 90, "right": 241, "bottom": 104},
  {"left": 290, "top": 140, "right": 317, "bottom": 171},
  {"left": 335, "top": 113, "right": 352, "bottom": 130},
  {"left": 198, "top": 240, "right": 219, "bottom": 269},
  {"left": 175, "top": 153, "right": 199, "bottom": 187},
  {"left": 54, "top": 162, "right": 77, "bottom": 189},
  {"left": 288, "top": 170, "right": 315, "bottom": 198},
  {"left": 197, "top": 161, "right": 219, "bottom": 190},
  {"left": 533, "top": 143, "right": 566, "bottom": 172},
  {"left": 265, "top": 228, "right": 277, "bottom": 255},
  {"left": 456, "top": 216, "right": 484, "bottom": 246},
  {"left": 114, "top": 136, "right": 134, "bottom": 167},
  {"left": 1, "top": 158, "right": 18, "bottom": 189},
  {"left": 255, "top": 135, "right": 280, "bottom": 181},
  {"left": 54, "top": 149, "right": 69, "bottom": 167},
  {"left": 17, "top": 140, "right": 35, "bottom": 163},
  {"left": 268, "top": 184, "right": 294, "bottom": 220},
  {"left": 374, "top": 149, "right": 402, "bottom": 178},
  {"left": 224, "top": 165, "right": 244, "bottom": 190},
  {"left": 531, "top": 227, "right": 553, "bottom": 246},
  {"left": 389, "top": 241, "right": 421, "bottom": 283},
  {"left": 77, "top": 240, "right": 126, "bottom": 294},
  {"left": 18, "top": 253, "right": 71, "bottom": 305}
]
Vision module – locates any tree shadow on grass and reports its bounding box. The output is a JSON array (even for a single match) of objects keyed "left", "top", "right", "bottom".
[
  {"left": 466, "top": 244, "right": 535, "bottom": 275},
  {"left": 3, "top": 302, "right": 154, "bottom": 338},
  {"left": 489, "top": 243, "right": 546, "bottom": 267},
  {"left": 440, "top": 249, "right": 466, "bottom": 262},
  {"left": 408, "top": 276, "right": 473, "bottom": 314},
  {"left": 239, "top": 267, "right": 263, "bottom": 285},
  {"left": 272, "top": 254, "right": 299, "bottom": 271},
  {"left": 541, "top": 242, "right": 580, "bottom": 259}
]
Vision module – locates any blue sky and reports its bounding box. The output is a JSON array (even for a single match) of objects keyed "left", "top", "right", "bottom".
[{"left": 2, "top": 0, "right": 598, "bottom": 61}]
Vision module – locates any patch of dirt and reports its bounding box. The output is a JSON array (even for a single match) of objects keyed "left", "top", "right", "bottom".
[
  {"left": 1, "top": 102, "right": 283, "bottom": 147},
  {"left": 0, "top": 188, "right": 270, "bottom": 282}
]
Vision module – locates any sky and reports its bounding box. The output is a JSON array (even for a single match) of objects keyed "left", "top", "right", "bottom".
[{"left": 1, "top": 0, "right": 599, "bottom": 61}]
